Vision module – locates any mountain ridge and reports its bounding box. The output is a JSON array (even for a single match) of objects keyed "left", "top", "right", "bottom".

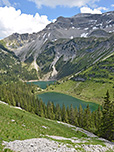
[{"left": 2, "top": 11, "right": 114, "bottom": 80}]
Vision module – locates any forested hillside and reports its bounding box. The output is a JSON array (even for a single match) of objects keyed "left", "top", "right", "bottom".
[{"left": 74, "top": 53, "right": 114, "bottom": 82}]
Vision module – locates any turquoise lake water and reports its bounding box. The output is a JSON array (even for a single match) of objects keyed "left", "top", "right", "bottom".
[
  {"left": 38, "top": 92, "right": 99, "bottom": 111},
  {"left": 27, "top": 81, "right": 55, "bottom": 89},
  {"left": 27, "top": 81, "right": 98, "bottom": 111}
]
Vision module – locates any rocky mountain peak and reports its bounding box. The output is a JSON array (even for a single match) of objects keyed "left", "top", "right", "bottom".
[{"left": 2, "top": 11, "right": 114, "bottom": 80}]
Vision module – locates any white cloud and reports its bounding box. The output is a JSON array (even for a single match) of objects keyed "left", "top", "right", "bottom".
[
  {"left": 0, "top": 6, "right": 50, "bottom": 38},
  {"left": 28, "top": 0, "right": 99, "bottom": 8},
  {"left": 0, "top": 0, "right": 10, "bottom": 6},
  {"left": 98, "top": 7, "right": 108, "bottom": 11},
  {"left": 80, "top": 6, "right": 107, "bottom": 14},
  {"left": 111, "top": 4, "right": 114, "bottom": 7},
  {"left": 52, "top": 19, "right": 56, "bottom": 23}
]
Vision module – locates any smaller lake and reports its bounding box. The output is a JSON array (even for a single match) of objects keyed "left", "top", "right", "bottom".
[
  {"left": 38, "top": 92, "right": 99, "bottom": 111},
  {"left": 27, "top": 81, "right": 55, "bottom": 89}
]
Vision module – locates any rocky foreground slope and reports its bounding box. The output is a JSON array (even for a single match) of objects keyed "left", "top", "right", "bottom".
[
  {"left": 0, "top": 101, "right": 114, "bottom": 152},
  {"left": 2, "top": 122, "right": 114, "bottom": 152},
  {"left": 2, "top": 136, "right": 114, "bottom": 152}
]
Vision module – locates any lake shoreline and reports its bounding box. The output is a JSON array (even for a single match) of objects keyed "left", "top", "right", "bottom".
[
  {"left": 38, "top": 90, "right": 100, "bottom": 106},
  {"left": 27, "top": 80, "right": 56, "bottom": 82},
  {"left": 27, "top": 80, "right": 100, "bottom": 105},
  {"left": 27, "top": 80, "right": 56, "bottom": 89},
  {"left": 26, "top": 80, "right": 39, "bottom": 82},
  {"left": 37, "top": 92, "right": 99, "bottom": 111}
]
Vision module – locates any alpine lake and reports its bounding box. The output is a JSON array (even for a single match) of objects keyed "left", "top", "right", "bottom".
[{"left": 27, "top": 81, "right": 99, "bottom": 111}]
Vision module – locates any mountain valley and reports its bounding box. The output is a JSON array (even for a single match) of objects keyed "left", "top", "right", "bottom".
[{"left": 0, "top": 10, "right": 114, "bottom": 151}]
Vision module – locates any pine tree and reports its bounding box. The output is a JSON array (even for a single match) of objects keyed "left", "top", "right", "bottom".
[
  {"left": 83, "top": 104, "right": 91, "bottom": 130},
  {"left": 66, "top": 106, "right": 70, "bottom": 123},
  {"left": 91, "top": 111, "right": 96, "bottom": 132},
  {"left": 95, "top": 106, "right": 102, "bottom": 130},
  {"left": 11, "top": 94, "right": 16, "bottom": 106},
  {"left": 78, "top": 105, "right": 83, "bottom": 127},
  {"left": 69, "top": 104, "right": 75, "bottom": 125},
  {"left": 55, "top": 104, "right": 61, "bottom": 121},
  {"left": 47, "top": 101, "right": 54, "bottom": 119},
  {"left": 61, "top": 104, "right": 68, "bottom": 123},
  {"left": 38, "top": 99, "right": 44, "bottom": 117},
  {"left": 43, "top": 102, "right": 47, "bottom": 118},
  {"left": 74, "top": 107, "right": 79, "bottom": 126},
  {"left": 100, "top": 90, "right": 113, "bottom": 140},
  {"left": 107, "top": 101, "right": 114, "bottom": 140}
]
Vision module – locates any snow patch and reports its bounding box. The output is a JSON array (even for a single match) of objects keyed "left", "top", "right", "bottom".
[
  {"left": 109, "top": 31, "right": 113, "bottom": 33},
  {"left": 81, "top": 33, "right": 88, "bottom": 37},
  {"left": 72, "top": 27, "right": 75, "bottom": 29},
  {"left": 43, "top": 38, "right": 48, "bottom": 44},
  {"left": 84, "top": 28, "right": 89, "bottom": 30},
  {"left": 106, "top": 20, "right": 112, "bottom": 24},
  {"left": 109, "top": 24, "right": 112, "bottom": 27},
  {"left": 106, "top": 12, "right": 111, "bottom": 15},
  {"left": 52, "top": 39, "right": 57, "bottom": 42},
  {"left": 70, "top": 36, "right": 73, "bottom": 39},
  {"left": 93, "top": 27, "right": 98, "bottom": 30},
  {"left": 89, "top": 20, "right": 97, "bottom": 23},
  {"left": 43, "top": 33, "right": 47, "bottom": 39},
  {"left": 48, "top": 33, "right": 51, "bottom": 37}
]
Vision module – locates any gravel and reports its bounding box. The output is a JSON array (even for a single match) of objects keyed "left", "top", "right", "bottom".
[
  {"left": 3, "top": 137, "right": 114, "bottom": 152},
  {"left": 2, "top": 138, "right": 76, "bottom": 152}
]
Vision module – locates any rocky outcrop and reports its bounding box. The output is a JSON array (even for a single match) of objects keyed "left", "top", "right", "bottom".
[
  {"left": 3, "top": 136, "right": 114, "bottom": 152},
  {"left": 3, "top": 138, "right": 76, "bottom": 152}
]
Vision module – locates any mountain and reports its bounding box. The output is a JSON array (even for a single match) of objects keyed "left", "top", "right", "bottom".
[
  {"left": 0, "top": 41, "right": 38, "bottom": 83},
  {"left": 46, "top": 53, "right": 114, "bottom": 104},
  {"left": 2, "top": 11, "right": 114, "bottom": 80},
  {"left": 73, "top": 52, "right": 114, "bottom": 82}
]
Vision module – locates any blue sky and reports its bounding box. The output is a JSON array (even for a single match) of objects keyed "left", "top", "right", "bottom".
[
  {"left": 0, "top": 0, "right": 114, "bottom": 38},
  {"left": 7, "top": 0, "right": 114, "bottom": 19}
]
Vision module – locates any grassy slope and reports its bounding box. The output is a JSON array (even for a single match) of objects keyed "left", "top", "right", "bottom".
[
  {"left": 46, "top": 80, "right": 114, "bottom": 104},
  {"left": 0, "top": 102, "right": 106, "bottom": 151},
  {"left": 46, "top": 54, "right": 114, "bottom": 104}
]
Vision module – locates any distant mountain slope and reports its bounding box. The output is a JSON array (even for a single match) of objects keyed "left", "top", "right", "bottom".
[
  {"left": 0, "top": 42, "right": 38, "bottom": 83},
  {"left": 73, "top": 52, "right": 114, "bottom": 82},
  {"left": 46, "top": 53, "right": 114, "bottom": 104},
  {"left": 2, "top": 11, "right": 114, "bottom": 80}
]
